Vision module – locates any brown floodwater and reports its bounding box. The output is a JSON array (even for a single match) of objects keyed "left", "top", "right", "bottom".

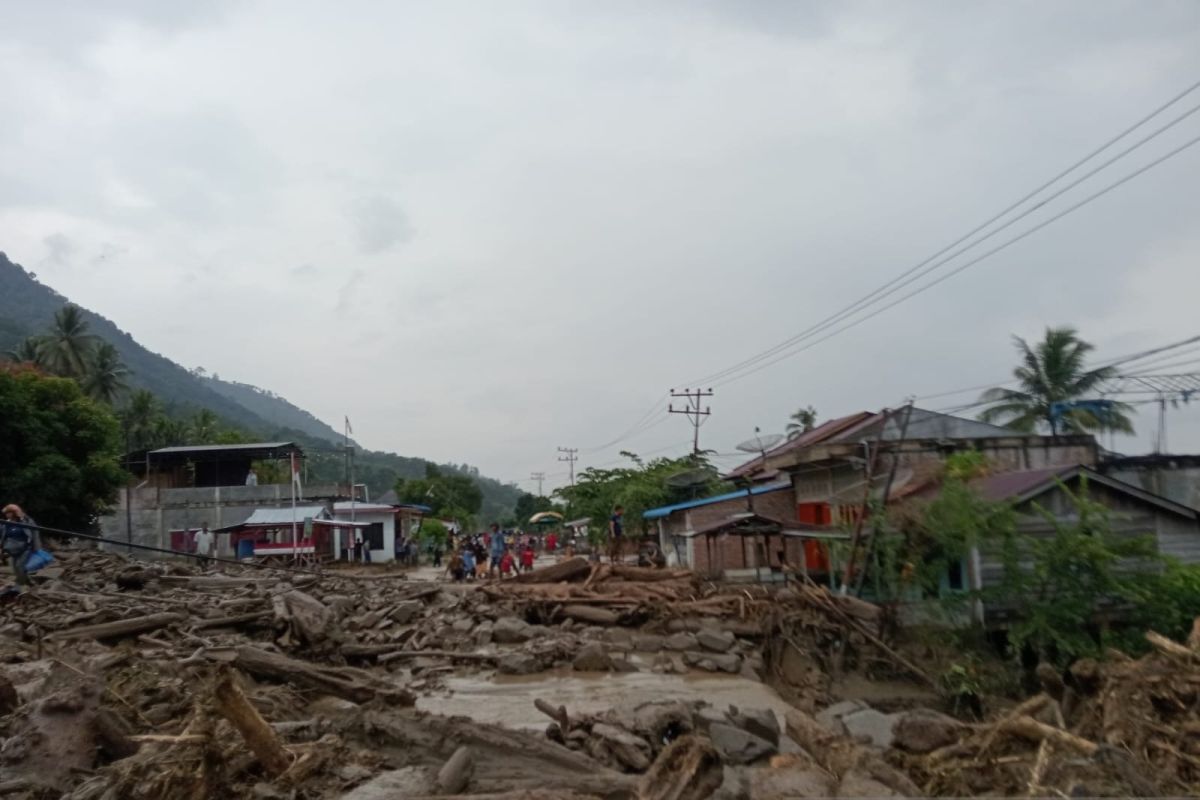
[{"left": 417, "top": 665, "right": 799, "bottom": 734}]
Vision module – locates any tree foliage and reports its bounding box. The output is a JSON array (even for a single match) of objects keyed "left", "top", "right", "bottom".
[
  {"left": 786, "top": 405, "right": 818, "bottom": 439},
  {"left": 0, "top": 365, "right": 125, "bottom": 531},
  {"left": 554, "top": 452, "right": 726, "bottom": 541},
  {"left": 977, "top": 326, "right": 1134, "bottom": 435},
  {"left": 395, "top": 463, "right": 483, "bottom": 529}
]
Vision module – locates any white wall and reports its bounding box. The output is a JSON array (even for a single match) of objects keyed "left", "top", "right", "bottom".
[{"left": 331, "top": 510, "right": 396, "bottom": 562}]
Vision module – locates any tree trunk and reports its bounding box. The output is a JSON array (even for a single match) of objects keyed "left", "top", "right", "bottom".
[
  {"left": 212, "top": 666, "right": 291, "bottom": 777},
  {"left": 46, "top": 612, "right": 184, "bottom": 641}
]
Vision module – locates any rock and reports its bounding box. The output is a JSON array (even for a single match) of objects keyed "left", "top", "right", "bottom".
[
  {"left": 891, "top": 708, "right": 968, "bottom": 754},
  {"left": 747, "top": 764, "right": 837, "bottom": 798},
  {"left": 473, "top": 620, "right": 494, "bottom": 647},
  {"left": 652, "top": 653, "right": 688, "bottom": 675},
  {"left": 665, "top": 632, "right": 698, "bottom": 651},
  {"left": 389, "top": 600, "right": 423, "bottom": 624},
  {"left": 840, "top": 708, "right": 897, "bottom": 749},
  {"left": 685, "top": 651, "right": 742, "bottom": 673},
  {"left": 631, "top": 633, "right": 665, "bottom": 652},
  {"left": 436, "top": 745, "right": 474, "bottom": 794},
  {"left": 0, "top": 674, "right": 16, "bottom": 715},
  {"left": 491, "top": 617, "right": 532, "bottom": 644},
  {"left": 708, "top": 722, "right": 776, "bottom": 765},
  {"left": 612, "top": 657, "right": 639, "bottom": 673},
  {"left": 836, "top": 768, "right": 906, "bottom": 797},
  {"left": 307, "top": 695, "right": 360, "bottom": 714},
  {"left": 252, "top": 783, "right": 290, "bottom": 800},
  {"left": 573, "top": 642, "right": 614, "bottom": 672},
  {"left": 590, "top": 722, "right": 653, "bottom": 771},
  {"left": 727, "top": 706, "right": 780, "bottom": 748},
  {"left": 814, "top": 700, "right": 866, "bottom": 735},
  {"left": 338, "top": 767, "right": 438, "bottom": 799},
  {"left": 451, "top": 617, "right": 474, "bottom": 633},
  {"left": 604, "top": 628, "right": 633, "bottom": 648},
  {"left": 693, "top": 706, "right": 730, "bottom": 732},
  {"left": 696, "top": 629, "right": 736, "bottom": 653},
  {"left": 336, "top": 764, "right": 374, "bottom": 784},
  {"left": 497, "top": 652, "right": 541, "bottom": 675}
]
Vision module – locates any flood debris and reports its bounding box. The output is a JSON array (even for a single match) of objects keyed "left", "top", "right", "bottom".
[{"left": 3, "top": 544, "right": 1199, "bottom": 798}]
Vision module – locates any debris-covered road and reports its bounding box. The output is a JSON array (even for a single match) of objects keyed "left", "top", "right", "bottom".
[{"left": 2, "top": 546, "right": 1198, "bottom": 798}]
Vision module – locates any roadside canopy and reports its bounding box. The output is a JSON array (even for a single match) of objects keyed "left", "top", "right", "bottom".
[{"left": 529, "top": 511, "right": 564, "bottom": 525}]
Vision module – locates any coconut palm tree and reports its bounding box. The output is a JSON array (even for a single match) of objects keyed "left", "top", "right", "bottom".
[
  {"left": 4, "top": 337, "right": 43, "bottom": 366},
  {"left": 786, "top": 406, "right": 818, "bottom": 439},
  {"left": 121, "top": 389, "right": 161, "bottom": 450},
  {"left": 36, "top": 304, "right": 98, "bottom": 379},
  {"left": 977, "top": 327, "right": 1134, "bottom": 435},
  {"left": 81, "top": 342, "right": 129, "bottom": 404},
  {"left": 188, "top": 408, "right": 221, "bottom": 443}
]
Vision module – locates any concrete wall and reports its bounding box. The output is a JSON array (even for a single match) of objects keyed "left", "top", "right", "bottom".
[
  {"left": 98, "top": 483, "right": 342, "bottom": 558},
  {"left": 1103, "top": 464, "right": 1200, "bottom": 511},
  {"left": 331, "top": 509, "right": 396, "bottom": 562}
]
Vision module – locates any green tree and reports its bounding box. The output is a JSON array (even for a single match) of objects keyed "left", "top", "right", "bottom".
[
  {"left": 395, "top": 462, "right": 483, "bottom": 529},
  {"left": 977, "top": 327, "right": 1134, "bottom": 435},
  {"left": 0, "top": 365, "right": 126, "bottom": 531},
  {"left": 786, "top": 405, "right": 818, "bottom": 439},
  {"left": 187, "top": 408, "right": 222, "bottom": 443},
  {"left": 513, "top": 491, "right": 554, "bottom": 524},
  {"left": 81, "top": 342, "right": 129, "bottom": 405},
  {"left": 35, "top": 304, "right": 98, "bottom": 380},
  {"left": 4, "top": 337, "right": 44, "bottom": 367}
]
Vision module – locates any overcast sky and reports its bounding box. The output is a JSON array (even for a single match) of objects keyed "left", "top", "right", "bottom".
[{"left": 3, "top": 1, "right": 1200, "bottom": 491}]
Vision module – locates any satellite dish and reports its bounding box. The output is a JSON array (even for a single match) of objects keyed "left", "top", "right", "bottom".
[
  {"left": 736, "top": 432, "right": 784, "bottom": 454},
  {"left": 665, "top": 467, "right": 717, "bottom": 488}
]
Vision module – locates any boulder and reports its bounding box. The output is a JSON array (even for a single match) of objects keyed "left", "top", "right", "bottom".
[
  {"left": 665, "top": 632, "right": 698, "bottom": 651},
  {"left": 632, "top": 633, "right": 665, "bottom": 653},
  {"left": 491, "top": 617, "right": 532, "bottom": 644},
  {"left": 836, "top": 768, "right": 906, "bottom": 797},
  {"left": 891, "top": 708, "right": 968, "bottom": 754},
  {"left": 389, "top": 600, "right": 423, "bottom": 624},
  {"left": 604, "top": 628, "right": 634, "bottom": 649},
  {"left": 840, "top": 708, "right": 897, "bottom": 749},
  {"left": 696, "top": 629, "right": 736, "bottom": 653},
  {"left": 814, "top": 700, "right": 866, "bottom": 735},
  {"left": 685, "top": 651, "right": 741, "bottom": 673},
  {"left": 497, "top": 652, "right": 541, "bottom": 675},
  {"left": 573, "top": 643, "right": 615, "bottom": 672},
  {"left": 338, "top": 767, "right": 437, "bottom": 799},
  {"left": 727, "top": 706, "right": 780, "bottom": 748},
  {"left": 612, "top": 657, "right": 639, "bottom": 673},
  {"left": 708, "top": 722, "right": 775, "bottom": 765},
  {"left": 747, "top": 764, "right": 837, "bottom": 798}
]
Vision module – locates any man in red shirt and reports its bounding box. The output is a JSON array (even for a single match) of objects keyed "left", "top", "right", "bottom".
[
  {"left": 520, "top": 544, "right": 535, "bottom": 572},
  {"left": 499, "top": 550, "right": 515, "bottom": 578}
]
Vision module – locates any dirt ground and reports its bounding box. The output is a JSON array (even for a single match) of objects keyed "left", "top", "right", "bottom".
[{"left": 1, "top": 546, "right": 1197, "bottom": 798}]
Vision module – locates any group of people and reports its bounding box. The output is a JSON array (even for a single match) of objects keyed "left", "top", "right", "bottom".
[
  {"left": 1, "top": 504, "right": 40, "bottom": 588},
  {"left": 446, "top": 523, "right": 537, "bottom": 581}
]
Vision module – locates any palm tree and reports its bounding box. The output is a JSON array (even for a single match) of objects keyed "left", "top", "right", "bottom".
[
  {"left": 786, "top": 406, "right": 818, "bottom": 439},
  {"left": 188, "top": 409, "right": 221, "bottom": 443},
  {"left": 977, "top": 327, "right": 1134, "bottom": 435},
  {"left": 121, "top": 389, "right": 161, "bottom": 450},
  {"left": 81, "top": 342, "right": 129, "bottom": 404},
  {"left": 36, "top": 305, "right": 98, "bottom": 379},
  {"left": 4, "top": 337, "right": 43, "bottom": 366}
]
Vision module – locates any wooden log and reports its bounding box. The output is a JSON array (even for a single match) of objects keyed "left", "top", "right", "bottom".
[
  {"left": 208, "top": 645, "right": 414, "bottom": 706},
  {"left": 1145, "top": 630, "right": 1194, "bottom": 659},
  {"left": 377, "top": 649, "right": 498, "bottom": 664},
  {"left": 510, "top": 557, "right": 592, "bottom": 584},
  {"left": 341, "top": 642, "right": 409, "bottom": 658},
  {"left": 437, "top": 745, "right": 475, "bottom": 794},
  {"left": 785, "top": 709, "right": 921, "bottom": 796},
  {"left": 560, "top": 605, "right": 621, "bottom": 625},
  {"left": 609, "top": 565, "right": 694, "bottom": 583},
  {"left": 45, "top": 612, "right": 184, "bottom": 641},
  {"left": 1000, "top": 715, "right": 1099, "bottom": 756},
  {"left": 534, "top": 699, "right": 571, "bottom": 737},
  {"left": 159, "top": 575, "right": 273, "bottom": 589},
  {"left": 212, "top": 665, "right": 291, "bottom": 777},
  {"left": 636, "top": 734, "right": 724, "bottom": 800},
  {"left": 192, "top": 610, "right": 273, "bottom": 629}
]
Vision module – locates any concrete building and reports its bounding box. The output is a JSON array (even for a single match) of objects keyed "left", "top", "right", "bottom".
[
  {"left": 330, "top": 501, "right": 429, "bottom": 562},
  {"left": 100, "top": 442, "right": 341, "bottom": 558},
  {"left": 1100, "top": 454, "right": 1200, "bottom": 511}
]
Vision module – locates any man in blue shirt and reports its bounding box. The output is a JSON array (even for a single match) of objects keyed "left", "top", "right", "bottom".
[
  {"left": 488, "top": 523, "right": 505, "bottom": 578},
  {"left": 461, "top": 546, "right": 476, "bottom": 581},
  {"left": 609, "top": 505, "right": 624, "bottom": 564}
]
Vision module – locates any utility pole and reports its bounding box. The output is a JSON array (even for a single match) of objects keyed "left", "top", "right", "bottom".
[
  {"left": 530, "top": 472, "right": 545, "bottom": 497},
  {"left": 557, "top": 447, "right": 578, "bottom": 486},
  {"left": 669, "top": 388, "right": 714, "bottom": 456}
]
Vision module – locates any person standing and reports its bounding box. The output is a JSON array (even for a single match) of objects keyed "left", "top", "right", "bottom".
[
  {"left": 488, "top": 523, "right": 505, "bottom": 578},
  {"left": 1, "top": 504, "right": 39, "bottom": 589},
  {"left": 245, "top": 468, "right": 258, "bottom": 486},
  {"left": 193, "top": 523, "right": 215, "bottom": 569},
  {"left": 461, "top": 547, "right": 476, "bottom": 581},
  {"left": 520, "top": 542, "right": 535, "bottom": 573},
  {"left": 608, "top": 505, "right": 624, "bottom": 564}
]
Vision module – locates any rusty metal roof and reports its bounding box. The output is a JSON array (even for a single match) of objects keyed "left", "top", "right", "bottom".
[{"left": 725, "top": 412, "right": 876, "bottom": 478}]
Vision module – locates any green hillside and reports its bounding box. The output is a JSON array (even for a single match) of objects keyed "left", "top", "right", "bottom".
[{"left": 0, "top": 250, "right": 521, "bottom": 523}]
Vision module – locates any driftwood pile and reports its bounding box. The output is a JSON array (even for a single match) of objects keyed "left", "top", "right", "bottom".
[{"left": 902, "top": 623, "right": 1200, "bottom": 797}]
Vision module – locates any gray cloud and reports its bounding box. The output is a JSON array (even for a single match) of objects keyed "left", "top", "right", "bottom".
[
  {"left": 0, "top": 1, "right": 1197, "bottom": 488},
  {"left": 346, "top": 196, "right": 413, "bottom": 254}
]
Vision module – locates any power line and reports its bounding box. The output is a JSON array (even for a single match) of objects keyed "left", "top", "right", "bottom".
[
  {"left": 529, "top": 472, "right": 545, "bottom": 496},
  {"left": 686, "top": 82, "right": 1200, "bottom": 388},
  {"left": 709, "top": 131, "right": 1200, "bottom": 388}
]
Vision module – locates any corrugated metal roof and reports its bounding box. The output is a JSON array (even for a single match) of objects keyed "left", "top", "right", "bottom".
[
  {"left": 219, "top": 506, "right": 329, "bottom": 530},
  {"left": 725, "top": 412, "right": 875, "bottom": 478},
  {"left": 333, "top": 502, "right": 397, "bottom": 514},
  {"left": 643, "top": 481, "right": 791, "bottom": 520},
  {"left": 968, "top": 464, "right": 1199, "bottom": 519},
  {"left": 149, "top": 442, "right": 297, "bottom": 455}
]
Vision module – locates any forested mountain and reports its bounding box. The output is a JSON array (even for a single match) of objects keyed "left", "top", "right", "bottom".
[{"left": 0, "top": 251, "right": 520, "bottom": 522}]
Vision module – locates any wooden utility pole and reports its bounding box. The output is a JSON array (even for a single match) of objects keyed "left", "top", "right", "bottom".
[
  {"left": 530, "top": 472, "right": 545, "bottom": 497},
  {"left": 557, "top": 447, "right": 578, "bottom": 486},
  {"left": 669, "top": 388, "right": 714, "bottom": 456}
]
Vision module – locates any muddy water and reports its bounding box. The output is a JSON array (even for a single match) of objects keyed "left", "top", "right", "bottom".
[{"left": 418, "top": 666, "right": 798, "bottom": 733}]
